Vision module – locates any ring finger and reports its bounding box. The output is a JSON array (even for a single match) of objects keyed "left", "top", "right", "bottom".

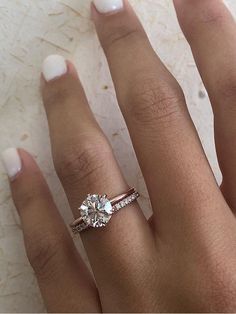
[{"left": 41, "top": 56, "right": 155, "bottom": 312}]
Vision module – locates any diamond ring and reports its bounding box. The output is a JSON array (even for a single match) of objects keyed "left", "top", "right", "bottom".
[{"left": 70, "top": 187, "right": 139, "bottom": 234}]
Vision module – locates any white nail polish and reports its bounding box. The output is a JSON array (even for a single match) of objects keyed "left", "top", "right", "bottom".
[
  {"left": 42, "top": 55, "right": 67, "bottom": 82},
  {"left": 1, "top": 148, "right": 22, "bottom": 179},
  {"left": 93, "top": 0, "right": 123, "bottom": 14}
]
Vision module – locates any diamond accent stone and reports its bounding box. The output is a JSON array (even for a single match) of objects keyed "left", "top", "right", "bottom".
[
  {"left": 80, "top": 194, "right": 113, "bottom": 228},
  {"left": 112, "top": 192, "right": 139, "bottom": 212}
]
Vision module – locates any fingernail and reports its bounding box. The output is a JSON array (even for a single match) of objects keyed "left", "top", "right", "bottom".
[
  {"left": 1, "top": 148, "right": 22, "bottom": 179},
  {"left": 42, "top": 55, "right": 67, "bottom": 82},
  {"left": 93, "top": 0, "right": 124, "bottom": 14}
]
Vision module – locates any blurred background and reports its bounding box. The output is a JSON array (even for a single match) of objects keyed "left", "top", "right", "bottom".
[{"left": 0, "top": 0, "right": 235, "bottom": 312}]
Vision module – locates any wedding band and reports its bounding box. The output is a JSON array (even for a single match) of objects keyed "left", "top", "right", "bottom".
[{"left": 70, "top": 187, "right": 139, "bottom": 234}]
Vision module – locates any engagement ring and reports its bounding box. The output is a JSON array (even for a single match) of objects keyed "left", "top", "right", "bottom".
[{"left": 70, "top": 187, "right": 139, "bottom": 233}]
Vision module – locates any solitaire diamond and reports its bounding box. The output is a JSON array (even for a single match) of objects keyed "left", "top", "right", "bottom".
[{"left": 80, "top": 194, "right": 113, "bottom": 228}]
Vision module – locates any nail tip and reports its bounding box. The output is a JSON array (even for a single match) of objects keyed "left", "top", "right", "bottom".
[
  {"left": 42, "top": 54, "right": 67, "bottom": 82},
  {"left": 1, "top": 147, "right": 18, "bottom": 159},
  {"left": 42, "top": 54, "right": 65, "bottom": 66},
  {"left": 93, "top": 0, "right": 124, "bottom": 14},
  {"left": 1, "top": 148, "right": 22, "bottom": 179}
]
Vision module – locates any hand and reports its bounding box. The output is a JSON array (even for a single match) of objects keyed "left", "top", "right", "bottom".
[{"left": 2, "top": 0, "right": 236, "bottom": 312}]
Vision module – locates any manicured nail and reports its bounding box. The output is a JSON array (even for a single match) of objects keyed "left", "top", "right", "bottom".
[
  {"left": 42, "top": 55, "right": 67, "bottom": 82},
  {"left": 93, "top": 0, "right": 124, "bottom": 14},
  {"left": 1, "top": 148, "right": 22, "bottom": 179}
]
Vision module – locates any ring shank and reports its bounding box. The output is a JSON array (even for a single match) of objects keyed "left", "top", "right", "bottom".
[{"left": 110, "top": 187, "right": 135, "bottom": 205}]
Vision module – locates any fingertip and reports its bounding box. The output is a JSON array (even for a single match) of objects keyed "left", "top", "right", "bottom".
[
  {"left": 15, "top": 149, "right": 41, "bottom": 180},
  {"left": 42, "top": 54, "right": 67, "bottom": 82},
  {"left": 8, "top": 149, "right": 53, "bottom": 216},
  {"left": 1, "top": 148, "right": 22, "bottom": 181},
  {"left": 1, "top": 147, "right": 42, "bottom": 186},
  {"left": 90, "top": 2, "right": 98, "bottom": 21},
  {"left": 15, "top": 149, "right": 44, "bottom": 181},
  {"left": 41, "top": 56, "right": 78, "bottom": 85},
  {"left": 90, "top": 0, "right": 132, "bottom": 29},
  {"left": 17, "top": 148, "right": 36, "bottom": 168},
  {"left": 66, "top": 60, "right": 79, "bottom": 78},
  {"left": 92, "top": 0, "right": 124, "bottom": 15}
]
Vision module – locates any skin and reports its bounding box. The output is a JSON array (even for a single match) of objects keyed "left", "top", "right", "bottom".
[{"left": 5, "top": 0, "right": 236, "bottom": 312}]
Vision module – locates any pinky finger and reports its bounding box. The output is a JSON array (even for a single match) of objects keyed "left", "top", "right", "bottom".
[{"left": 1, "top": 148, "right": 101, "bottom": 313}]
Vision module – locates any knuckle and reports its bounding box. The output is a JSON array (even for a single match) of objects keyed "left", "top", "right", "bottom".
[
  {"left": 185, "top": 5, "right": 229, "bottom": 42},
  {"left": 199, "top": 7, "right": 227, "bottom": 26},
  {"left": 55, "top": 137, "right": 113, "bottom": 185},
  {"left": 25, "top": 228, "right": 69, "bottom": 280},
  {"left": 102, "top": 26, "right": 144, "bottom": 52},
  {"left": 127, "top": 76, "right": 185, "bottom": 127}
]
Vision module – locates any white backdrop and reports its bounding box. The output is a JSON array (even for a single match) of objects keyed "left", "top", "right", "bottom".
[{"left": 0, "top": 0, "right": 235, "bottom": 312}]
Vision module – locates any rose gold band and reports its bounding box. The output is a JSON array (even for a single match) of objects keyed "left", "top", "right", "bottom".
[{"left": 110, "top": 187, "right": 135, "bottom": 205}]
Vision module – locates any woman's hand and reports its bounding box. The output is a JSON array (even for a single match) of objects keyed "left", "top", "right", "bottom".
[{"left": 2, "top": 0, "right": 236, "bottom": 312}]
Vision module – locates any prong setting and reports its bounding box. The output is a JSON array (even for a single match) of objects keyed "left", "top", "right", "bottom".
[{"left": 80, "top": 194, "right": 113, "bottom": 228}]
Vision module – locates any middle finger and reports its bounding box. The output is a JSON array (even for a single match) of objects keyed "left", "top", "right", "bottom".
[{"left": 92, "top": 0, "right": 222, "bottom": 232}]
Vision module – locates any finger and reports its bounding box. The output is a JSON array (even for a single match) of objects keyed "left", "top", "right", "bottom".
[
  {"left": 1, "top": 148, "right": 100, "bottom": 313},
  {"left": 91, "top": 1, "right": 223, "bottom": 230},
  {"left": 173, "top": 0, "right": 236, "bottom": 210},
  {"left": 41, "top": 55, "right": 155, "bottom": 312}
]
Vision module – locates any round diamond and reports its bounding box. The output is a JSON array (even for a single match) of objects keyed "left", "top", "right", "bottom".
[{"left": 80, "top": 194, "right": 113, "bottom": 228}]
